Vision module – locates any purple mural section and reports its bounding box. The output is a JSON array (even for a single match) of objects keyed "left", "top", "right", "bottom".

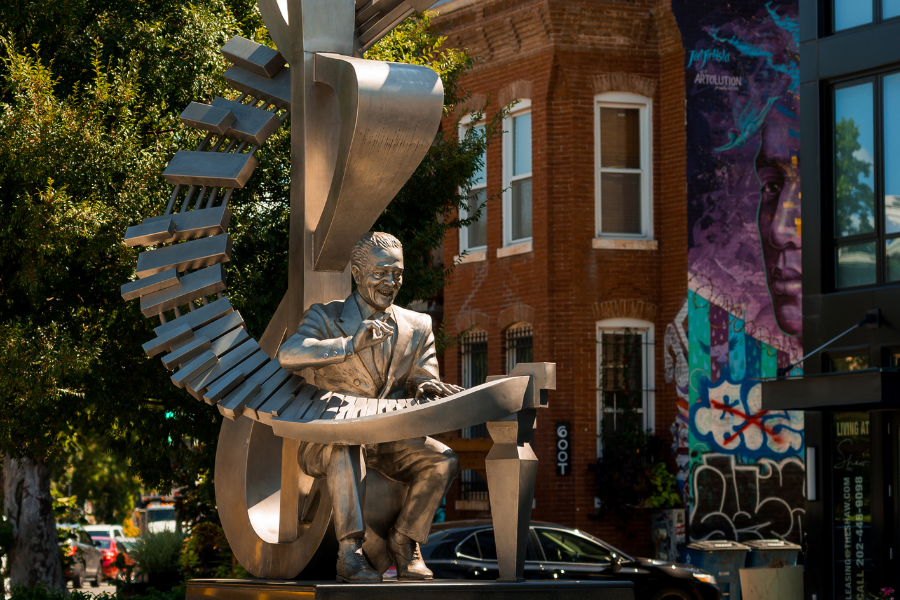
[{"left": 670, "top": 0, "right": 805, "bottom": 543}]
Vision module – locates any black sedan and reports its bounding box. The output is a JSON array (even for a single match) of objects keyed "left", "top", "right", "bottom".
[{"left": 422, "top": 521, "right": 720, "bottom": 600}]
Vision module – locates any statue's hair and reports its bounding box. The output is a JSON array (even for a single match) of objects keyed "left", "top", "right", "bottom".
[{"left": 350, "top": 231, "right": 403, "bottom": 271}]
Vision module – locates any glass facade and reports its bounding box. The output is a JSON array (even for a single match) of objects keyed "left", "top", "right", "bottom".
[
  {"left": 832, "top": 73, "right": 900, "bottom": 287},
  {"left": 834, "top": 0, "right": 872, "bottom": 31}
]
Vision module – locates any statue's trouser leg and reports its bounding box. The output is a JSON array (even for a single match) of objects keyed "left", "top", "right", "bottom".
[
  {"left": 297, "top": 441, "right": 366, "bottom": 540},
  {"left": 364, "top": 436, "right": 460, "bottom": 544}
]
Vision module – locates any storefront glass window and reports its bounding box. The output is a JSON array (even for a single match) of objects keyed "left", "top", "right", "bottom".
[
  {"left": 832, "top": 412, "right": 872, "bottom": 600},
  {"left": 830, "top": 355, "right": 871, "bottom": 372}
]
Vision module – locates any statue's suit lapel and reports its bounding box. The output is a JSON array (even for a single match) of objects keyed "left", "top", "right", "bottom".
[
  {"left": 335, "top": 295, "right": 381, "bottom": 389},
  {"left": 381, "top": 307, "right": 414, "bottom": 398}
]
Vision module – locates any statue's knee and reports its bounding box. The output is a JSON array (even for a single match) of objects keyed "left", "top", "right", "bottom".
[
  {"left": 432, "top": 452, "right": 459, "bottom": 482},
  {"left": 446, "top": 452, "right": 460, "bottom": 479}
]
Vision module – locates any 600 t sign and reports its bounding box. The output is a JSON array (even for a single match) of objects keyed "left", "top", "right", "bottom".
[{"left": 556, "top": 422, "right": 571, "bottom": 475}]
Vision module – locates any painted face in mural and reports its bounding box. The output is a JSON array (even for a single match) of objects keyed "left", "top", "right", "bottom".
[{"left": 756, "top": 114, "right": 802, "bottom": 338}]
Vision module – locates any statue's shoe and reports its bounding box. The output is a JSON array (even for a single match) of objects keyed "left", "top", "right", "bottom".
[
  {"left": 336, "top": 547, "right": 382, "bottom": 583},
  {"left": 386, "top": 535, "right": 433, "bottom": 581}
]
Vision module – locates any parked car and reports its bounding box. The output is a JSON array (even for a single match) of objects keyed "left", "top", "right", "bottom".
[
  {"left": 57, "top": 524, "right": 104, "bottom": 588},
  {"left": 84, "top": 524, "right": 127, "bottom": 543},
  {"left": 92, "top": 536, "right": 133, "bottom": 580},
  {"left": 423, "top": 521, "right": 720, "bottom": 600},
  {"left": 115, "top": 539, "right": 145, "bottom": 582}
]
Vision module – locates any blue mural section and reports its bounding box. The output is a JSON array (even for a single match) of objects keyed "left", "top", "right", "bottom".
[{"left": 668, "top": 0, "right": 805, "bottom": 543}]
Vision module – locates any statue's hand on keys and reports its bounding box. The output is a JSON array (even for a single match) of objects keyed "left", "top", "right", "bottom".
[
  {"left": 350, "top": 318, "right": 394, "bottom": 353},
  {"left": 415, "top": 380, "right": 464, "bottom": 399}
]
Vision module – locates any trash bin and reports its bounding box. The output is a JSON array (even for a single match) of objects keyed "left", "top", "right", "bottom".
[
  {"left": 742, "top": 539, "right": 801, "bottom": 568},
  {"left": 678, "top": 540, "right": 750, "bottom": 600}
]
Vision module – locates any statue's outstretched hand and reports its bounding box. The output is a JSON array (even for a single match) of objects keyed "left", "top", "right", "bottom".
[
  {"left": 351, "top": 319, "right": 394, "bottom": 353},
  {"left": 416, "top": 380, "right": 465, "bottom": 399}
]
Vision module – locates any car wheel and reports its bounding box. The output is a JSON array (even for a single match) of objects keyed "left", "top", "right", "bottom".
[
  {"left": 91, "top": 564, "right": 102, "bottom": 587},
  {"left": 650, "top": 587, "right": 696, "bottom": 600},
  {"left": 71, "top": 570, "right": 83, "bottom": 589}
]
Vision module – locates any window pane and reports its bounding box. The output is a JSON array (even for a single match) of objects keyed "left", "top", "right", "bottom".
[
  {"left": 885, "top": 75, "right": 900, "bottom": 234},
  {"left": 836, "top": 242, "right": 877, "bottom": 287},
  {"left": 476, "top": 531, "right": 498, "bottom": 560},
  {"left": 885, "top": 0, "right": 900, "bottom": 19},
  {"left": 887, "top": 238, "right": 900, "bottom": 281},
  {"left": 834, "top": 83, "right": 875, "bottom": 237},
  {"left": 513, "top": 113, "right": 531, "bottom": 176},
  {"left": 465, "top": 189, "right": 487, "bottom": 249},
  {"left": 535, "top": 529, "right": 611, "bottom": 564},
  {"left": 456, "top": 534, "right": 480, "bottom": 559},
  {"left": 600, "top": 107, "right": 640, "bottom": 169},
  {"left": 600, "top": 173, "right": 641, "bottom": 234},
  {"left": 506, "top": 324, "right": 533, "bottom": 373},
  {"left": 471, "top": 124, "right": 486, "bottom": 186},
  {"left": 830, "top": 354, "right": 870, "bottom": 372},
  {"left": 834, "top": 0, "right": 872, "bottom": 30},
  {"left": 601, "top": 333, "right": 643, "bottom": 392},
  {"left": 511, "top": 177, "right": 532, "bottom": 240}
]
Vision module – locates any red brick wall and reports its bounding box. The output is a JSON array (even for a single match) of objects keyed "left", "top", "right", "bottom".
[{"left": 434, "top": 0, "right": 686, "bottom": 557}]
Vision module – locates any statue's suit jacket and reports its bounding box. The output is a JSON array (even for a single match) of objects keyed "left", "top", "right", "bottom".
[{"left": 277, "top": 291, "right": 439, "bottom": 399}]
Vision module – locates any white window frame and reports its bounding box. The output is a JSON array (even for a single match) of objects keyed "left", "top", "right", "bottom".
[
  {"left": 594, "top": 92, "right": 653, "bottom": 240},
  {"left": 459, "top": 115, "right": 488, "bottom": 254},
  {"left": 502, "top": 99, "right": 533, "bottom": 247},
  {"left": 595, "top": 318, "right": 655, "bottom": 457}
]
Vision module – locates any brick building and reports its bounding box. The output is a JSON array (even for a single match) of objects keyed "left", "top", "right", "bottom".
[{"left": 431, "top": 0, "right": 688, "bottom": 554}]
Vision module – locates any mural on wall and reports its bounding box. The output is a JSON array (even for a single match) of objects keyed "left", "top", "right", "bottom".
[{"left": 670, "top": 0, "right": 805, "bottom": 543}]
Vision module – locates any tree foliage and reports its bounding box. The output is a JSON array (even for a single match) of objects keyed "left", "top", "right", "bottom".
[{"left": 0, "top": 0, "right": 499, "bottom": 548}]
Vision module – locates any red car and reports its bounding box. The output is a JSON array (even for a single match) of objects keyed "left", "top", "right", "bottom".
[{"left": 91, "top": 536, "right": 133, "bottom": 579}]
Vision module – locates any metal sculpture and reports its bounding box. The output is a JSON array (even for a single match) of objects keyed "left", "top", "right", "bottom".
[{"left": 120, "top": 0, "right": 555, "bottom": 583}]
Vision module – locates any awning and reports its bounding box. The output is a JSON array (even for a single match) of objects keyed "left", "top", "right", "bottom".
[{"left": 761, "top": 368, "right": 900, "bottom": 410}]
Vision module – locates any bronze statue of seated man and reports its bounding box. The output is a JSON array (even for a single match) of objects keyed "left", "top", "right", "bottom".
[{"left": 277, "top": 231, "right": 462, "bottom": 582}]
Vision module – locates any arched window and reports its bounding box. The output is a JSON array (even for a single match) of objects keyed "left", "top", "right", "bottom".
[
  {"left": 596, "top": 318, "right": 655, "bottom": 456},
  {"left": 460, "top": 329, "right": 488, "bottom": 439},
  {"left": 459, "top": 328, "right": 489, "bottom": 504},
  {"left": 505, "top": 322, "right": 533, "bottom": 373}
]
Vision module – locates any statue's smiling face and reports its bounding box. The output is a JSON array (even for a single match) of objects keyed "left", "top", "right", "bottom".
[{"left": 353, "top": 245, "right": 404, "bottom": 311}]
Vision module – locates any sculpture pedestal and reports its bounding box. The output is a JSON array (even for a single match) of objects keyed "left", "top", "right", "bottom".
[{"left": 186, "top": 578, "right": 634, "bottom": 600}]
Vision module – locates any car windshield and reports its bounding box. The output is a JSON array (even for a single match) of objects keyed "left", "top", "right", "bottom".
[
  {"left": 148, "top": 508, "right": 175, "bottom": 522},
  {"left": 535, "top": 528, "right": 613, "bottom": 564},
  {"left": 87, "top": 530, "right": 110, "bottom": 539},
  {"left": 94, "top": 539, "right": 112, "bottom": 549}
]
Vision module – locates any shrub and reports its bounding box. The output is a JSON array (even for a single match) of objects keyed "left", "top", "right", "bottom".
[
  {"left": 127, "top": 531, "right": 186, "bottom": 590},
  {"left": 8, "top": 583, "right": 185, "bottom": 600},
  {"left": 180, "top": 522, "right": 232, "bottom": 579}
]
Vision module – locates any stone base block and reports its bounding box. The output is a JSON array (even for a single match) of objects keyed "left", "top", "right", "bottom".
[{"left": 187, "top": 578, "right": 635, "bottom": 600}]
